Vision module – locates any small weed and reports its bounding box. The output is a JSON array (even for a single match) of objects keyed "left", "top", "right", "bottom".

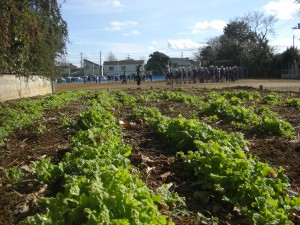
[
  {"left": 5, "top": 166, "right": 25, "bottom": 184},
  {"left": 208, "top": 115, "right": 219, "bottom": 123},
  {"left": 37, "top": 124, "right": 47, "bottom": 134},
  {"left": 60, "top": 116, "right": 73, "bottom": 128}
]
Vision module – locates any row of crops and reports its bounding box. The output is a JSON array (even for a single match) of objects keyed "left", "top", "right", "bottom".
[
  {"left": 1, "top": 89, "right": 300, "bottom": 224},
  {"left": 136, "top": 89, "right": 298, "bottom": 137},
  {"left": 21, "top": 92, "right": 172, "bottom": 224},
  {"left": 0, "top": 91, "right": 86, "bottom": 147}
]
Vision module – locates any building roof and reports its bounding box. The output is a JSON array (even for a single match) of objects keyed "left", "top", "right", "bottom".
[
  {"left": 170, "top": 57, "right": 194, "bottom": 67},
  {"left": 59, "top": 63, "right": 78, "bottom": 69},
  {"left": 83, "top": 59, "right": 99, "bottom": 66},
  {"left": 104, "top": 59, "right": 144, "bottom": 66}
]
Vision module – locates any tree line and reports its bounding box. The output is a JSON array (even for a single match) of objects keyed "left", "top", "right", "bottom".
[
  {"left": 1, "top": 1, "right": 300, "bottom": 79},
  {"left": 146, "top": 11, "right": 300, "bottom": 78},
  {"left": 195, "top": 11, "right": 300, "bottom": 78}
]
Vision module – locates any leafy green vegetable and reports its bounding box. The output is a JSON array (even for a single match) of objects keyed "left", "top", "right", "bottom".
[
  {"left": 23, "top": 92, "right": 171, "bottom": 225},
  {"left": 286, "top": 98, "right": 300, "bottom": 108},
  {"left": 133, "top": 105, "right": 299, "bottom": 224},
  {"left": 261, "top": 92, "right": 283, "bottom": 105},
  {"left": 32, "top": 158, "right": 61, "bottom": 183}
]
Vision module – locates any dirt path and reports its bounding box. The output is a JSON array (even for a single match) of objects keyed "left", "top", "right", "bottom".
[{"left": 54, "top": 79, "right": 300, "bottom": 92}]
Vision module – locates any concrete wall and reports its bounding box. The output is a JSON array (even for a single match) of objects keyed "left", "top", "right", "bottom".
[{"left": 0, "top": 75, "right": 53, "bottom": 102}]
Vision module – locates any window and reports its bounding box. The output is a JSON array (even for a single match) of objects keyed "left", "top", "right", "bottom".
[
  {"left": 109, "top": 66, "right": 114, "bottom": 71},
  {"left": 121, "top": 66, "right": 126, "bottom": 71}
]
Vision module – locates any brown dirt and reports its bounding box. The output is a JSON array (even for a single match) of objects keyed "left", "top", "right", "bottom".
[
  {"left": 54, "top": 79, "right": 300, "bottom": 92},
  {"left": 1, "top": 79, "right": 300, "bottom": 224}
]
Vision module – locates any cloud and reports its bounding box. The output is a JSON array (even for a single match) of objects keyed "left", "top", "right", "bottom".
[
  {"left": 147, "top": 46, "right": 156, "bottom": 51},
  {"left": 106, "top": 21, "right": 138, "bottom": 31},
  {"left": 123, "top": 30, "right": 140, "bottom": 36},
  {"left": 263, "top": 0, "right": 297, "bottom": 20},
  {"left": 270, "top": 35, "right": 300, "bottom": 52},
  {"left": 106, "top": 0, "right": 123, "bottom": 8},
  {"left": 63, "top": 0, "right": 123, "bottom": 14},
  {"left": 168, "top": 39, "right": 203, "bottom": 50},
  {"left": 192, "top": 20, "right": 227, "bottom": 33},
  {"left": 270, "top": 38, "right": 292, "bottom": 52},
  {"left": 146, "top": 41, "right": 160, "bottom": 53}
]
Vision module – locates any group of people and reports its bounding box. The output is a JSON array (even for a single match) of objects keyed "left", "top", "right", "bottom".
[
  {"left": 83, "top": 76, "right": 101, "bottom": 83},
  {"left": 108, "top": 65, "right": 152, "bottom": 85},
  {"left": 165, "top": 65, "right": 239, "bottom": 85},
  {"left": 81, "top": 65, "right": 240, "bottom": 86}
]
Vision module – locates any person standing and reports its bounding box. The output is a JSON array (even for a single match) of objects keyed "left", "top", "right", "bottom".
[
  {"left": 136, "top": 65, "right": 142, "bottom": 85},
  {"left": 122, "top": 70, "right": 127, "bottom": 84}
]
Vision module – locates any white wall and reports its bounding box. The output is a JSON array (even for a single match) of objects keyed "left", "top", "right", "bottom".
[
  {"left": 103, "top": 64, "right": 141, "bottom": 75},
  {"left": 0, "top": 75, "right": 53, "bottom": 102}
]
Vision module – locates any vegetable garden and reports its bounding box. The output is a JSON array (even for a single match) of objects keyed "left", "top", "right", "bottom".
[{"left": 0, "top": 87, "right": 299, "bottom": 224}]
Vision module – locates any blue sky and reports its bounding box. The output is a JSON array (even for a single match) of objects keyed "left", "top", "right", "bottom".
[{"left": 59, "top": 0, "right": 300, "bottom": 66}]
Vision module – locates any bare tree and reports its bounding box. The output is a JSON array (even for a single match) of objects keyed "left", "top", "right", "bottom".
[
  {"left": 243, "top": 11, "right": 277, "bottom": 42},
  {"left": 242, "top": 11, "right": 277, "bottom": 74},
  {"left": 107, "top": 51, "right": 117, "bottom": 61},
  {"left": 195, "top": 37, "right": 221, "bottom": 66}
]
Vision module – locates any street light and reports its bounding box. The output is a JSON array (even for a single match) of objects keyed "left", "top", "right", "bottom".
[{"left": 292, "top": 23, "right": 300, "bottom": 48}]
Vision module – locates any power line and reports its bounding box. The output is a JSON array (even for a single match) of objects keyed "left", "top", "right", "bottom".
[{"left": 64, "top": 50, "right": 197, "bottom": 66}]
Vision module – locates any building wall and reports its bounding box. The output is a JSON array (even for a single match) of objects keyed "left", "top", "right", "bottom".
[
  {"left": 103, "top": 63, "right": 142, "bottom": 75},
  {"left": 84, "top": 61, "right": 100, "bottom": 77},
  {"left": 0, "top": 75, "right": 52, "bottom": 102}
]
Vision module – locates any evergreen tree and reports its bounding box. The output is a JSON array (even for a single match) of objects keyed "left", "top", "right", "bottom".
[
  {"left": 145, "top": 51, "right": 170, "bottom": 74},
  {"left": 0, "top": 0, "right": 68, "bottom": 78}
]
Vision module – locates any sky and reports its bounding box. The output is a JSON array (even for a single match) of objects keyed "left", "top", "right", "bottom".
[{"left": 59, "top": 0, "right": 300, "bottom": 67}]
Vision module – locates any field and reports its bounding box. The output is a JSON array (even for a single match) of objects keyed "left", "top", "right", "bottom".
[
  {"left": 0, "top": 79, "right": 300, "bottom": 225},
  {"left": 54, "top": 79, "right": 300, "bottom": 92}
]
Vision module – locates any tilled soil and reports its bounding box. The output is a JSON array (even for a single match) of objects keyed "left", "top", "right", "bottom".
[{"left": 0, "top": 84, "right": 300, "bottom": 224}]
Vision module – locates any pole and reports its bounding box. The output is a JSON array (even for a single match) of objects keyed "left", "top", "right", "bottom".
[
  {"left": 100, "top": 51, "right": 102, "bottom": 66},
  {"left": 100, "top": 51, "right": 102, "bottom": 77},
  {"left": 118, "top": 62, "right": 119, "bottom": 76},
  {"left": 68, "top": 63, "right": 70, "bottom": 77},
  {"left": 293, "top": 35, "right": 295, "bottom": 48}
]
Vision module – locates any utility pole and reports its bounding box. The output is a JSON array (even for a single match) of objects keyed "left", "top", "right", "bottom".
[
  {"left": 80, "top": 53, "right": 83, "bottom": 68},
  {"left": 292, "top": 34, "right": 299, "bottom": 49},
  {"left": 292, "top": 23, "right": 300, "bottom": 77},
  {"left": 100, "top": 51, "right": 102, "bottom": 66},
  {"left": 100, "top": 51, "right": 103, "bottom": 77}
]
